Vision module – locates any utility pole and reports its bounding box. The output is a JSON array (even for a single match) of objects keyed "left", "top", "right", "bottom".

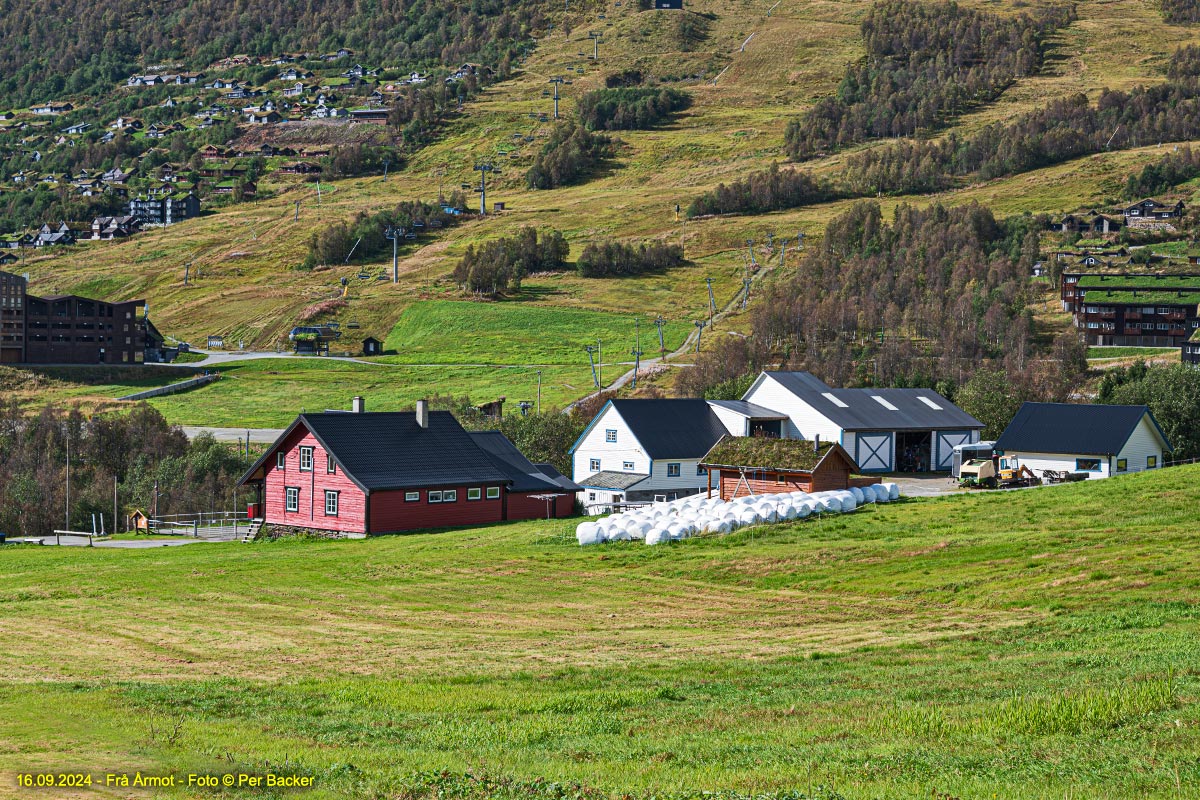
[
  {"left": 473, "top": 162, "right": 497, "bottom": 215},
  {"left": 655, "top": 315, "right": 666, "bottom": 355},
  {"left": 631, "top": 318, "right": 642, "bottom": 389},
  {"left": 597, "top": 339, "right": 602, "bottom": 387},
  {"left": 705, "top": 277, "right": 717, "bottom": 326},
  {"left": 537, "top": 369, "right": 542, "bottom": 413},
  {"left": 184, "top": 262, "right": 191, "bottom": 285},
  {"left": 294, "top": 200, "right": 301, "bottom": 221},
  {"left": 64, "top": 431, "right": 70, "bottom": 532},
  {"left": 384, "top": 225, "right": 405, "bottom": 283},
  {"left": 694, "top": 320, "right": 707, "bottom": 353},
  {"left": 549, "top": 77, "right": 565, "bottom": 120},
  {"left": 584, "top": 345, "right": 599, "bottom": 387},
  {"left": 113, "top": 475, "right": 118, "bottom": 535}
]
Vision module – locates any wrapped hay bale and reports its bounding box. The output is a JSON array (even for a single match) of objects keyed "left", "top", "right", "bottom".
[
  {"left": 884, "top": 482, "right": 900, "bottom": 501},
  {"left": 576, "top": 522, "right": 602, "bottom": 545}
]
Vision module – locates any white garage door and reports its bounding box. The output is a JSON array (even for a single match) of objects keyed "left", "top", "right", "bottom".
[
  {"left": 856, "top": 433, "right": 893, "bottom": 472},
  {"left": 935, "top": 431, "right": 972, "bottom": 470}
]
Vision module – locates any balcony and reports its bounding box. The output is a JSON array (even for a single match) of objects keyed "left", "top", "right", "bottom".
[
  {"left": 1098, "top": 311, "right": 1116, "bottom": 319},
  {"left": 1124, "top": 327, "right": 1144, "bottom": 335},
  {"left": 1124, "top": 312, "right": 1142, "bottom": 320},
  {"left": 1165, "top": 311, "right": 1187, "bottom": 321},
  {"left": 1170, "top": 328, "right": 1189, "bottom": 337}
]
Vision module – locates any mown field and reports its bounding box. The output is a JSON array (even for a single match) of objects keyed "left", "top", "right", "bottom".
[{"left": 2, "top": 467, "right": 1198, "bottom": 799}]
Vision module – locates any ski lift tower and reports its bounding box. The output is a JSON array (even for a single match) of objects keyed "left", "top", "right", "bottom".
[
  {"left": 384, "top": 225, "right": 406, "bottom": 283},
  {"left": 548, "top": 76, "right": 566, "bottom": 120},
  {"left": 473, "top": 162, "right": 498, "bottom": 215}
]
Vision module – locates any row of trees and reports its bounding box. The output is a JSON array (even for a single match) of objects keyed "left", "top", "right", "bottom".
[
  {"left": 0, "top": 401, "right": 254, "bottom": 537},
  {"left": 576, "top": 87, "right": 690, "bottom": 131},
  {"left": 677, "top": 200, "right": 1087, "bottom": 401},
  {"left": 687, "top": 162, "right": 837, "bottom": 217},
  {"left": 1161, "top": 0, "right": 1200, "bottom": 23},
  {"left": 301, "top": 197, "right": 465, "bottom": 270},
  {"left": 525, "top": 121, "right": 615, "bottom": 189},
  {"left": 1123, "top": 146, "right": 1200, "bottom": 200},
  {"left": 784, "top": 0, "right": 1072, "bottom": 159},
  {"left": 576, "top": 239, "right": 684, "bottom": 278},
  {"left": 452, "top": 226, "right": 569, "bottom": 294},
  {"left": 838, "top": 45, "right": 1200, "bottom": 195}
]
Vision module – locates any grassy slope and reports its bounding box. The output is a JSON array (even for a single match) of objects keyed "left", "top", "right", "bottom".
[
  {"left": 2, "top": 467, "right": 1199, "bottom": 798},
  {"left": 10, "top": 0, "right": 1200, "bottom": 419}
]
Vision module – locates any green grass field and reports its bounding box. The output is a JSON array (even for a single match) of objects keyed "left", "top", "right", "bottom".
[
  {"left": 381, "top": 300, "right": 692, "bottom": 365},
  {"left": 1088, "top": 346, "right": 1180, "bottom": 360},
  {"left": 142, "top": 358, "right": 589, "bottom": 426},
  {"left": 3, "top": 467, "right": 1199, "bottom": 798}
]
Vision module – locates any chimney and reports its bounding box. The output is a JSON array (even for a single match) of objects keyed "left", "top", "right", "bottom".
[
  {"left": 814, "top": 434, "right": 820, "bottom": 454},
  {"left": 416, "top": 399, "right": 429, "bottom": 428},
  {"left": 351, "top": 395, "right": 365, "bottom": 413}
]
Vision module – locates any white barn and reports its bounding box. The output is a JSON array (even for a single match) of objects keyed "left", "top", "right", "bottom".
[
  {"left": 994, "top": 402, "right": 1171, "bottom": 478},
  {"left": 741, "top": 371, "right": 985, "bottom": 472}
]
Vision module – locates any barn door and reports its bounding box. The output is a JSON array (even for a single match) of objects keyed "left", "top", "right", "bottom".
[
  {"left": 935, "top": 431, "right": 972, "bottom": 471},
  {"left": 855, "top": 433, "right": 893, "bottom": 472}
]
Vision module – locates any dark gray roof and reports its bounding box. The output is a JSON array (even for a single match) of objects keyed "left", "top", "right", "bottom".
[
  {"left": 578, "top": 470, "right": 650, "bottom": 490},
  {"left": 608, "top": 399, "right": 730, "bottom": 459},
  {"left": 760, "top": 371, "right": 832, "bottom": 393},
  {"left": 707, "top": 400, "right": 788, "bottom": 419},
  {"left": 239, "top": 410, "right": 509, "bottom": 492},
  {"left": 533, "top": 463, "right": 580, "bottom": 492},
  {"left": 469, "top": 431, "right": 582, "bottom": 493},
  {"left": 757, "top": 374, "right": 983, "bottom": 432},
  {"left": 996, "top": 402, "right": 1170, "bottom": 456}
]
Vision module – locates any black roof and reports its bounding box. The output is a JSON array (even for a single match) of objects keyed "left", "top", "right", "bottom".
[
  {"left": 469, "top": 431, "right": 582, "bottom": 493},
  {"left": 607, "top": 399, "right": 731, "bottom": 459},
  {"left": 239, "top": 410, "right": 509, "bottom": 492},
  {"left": 996, "top": 402, "right": 1171, "bottom": 456},
  {"left": 533, "top": 462, "right": 580, "bottom": 492},
  {"left": 755, "top": 373, "right": 983, "bottom": 432}
]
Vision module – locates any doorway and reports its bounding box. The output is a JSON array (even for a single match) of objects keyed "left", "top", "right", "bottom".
[{"left": 896, "top": 430, "right": 932, "bottom": 472}]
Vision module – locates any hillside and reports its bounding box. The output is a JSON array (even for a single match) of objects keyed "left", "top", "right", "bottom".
[
  {"left": 7, "top": 0, "right": 1200, "bottom": 415},
  {"left": 2, "top": 467, "right": 1197, "bottom": 798}
]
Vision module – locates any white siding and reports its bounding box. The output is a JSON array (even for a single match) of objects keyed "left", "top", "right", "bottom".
[
  {"left": 708, "top": 404, "right": 749, "bottom": 436},
  {"left": 571, "top": 405, "right": 649, "bottom": 482},
  {"left": 742, "top": 375, "right": 843, "bottom": 441},
  {"left": 1009, "top": 452, "right": 1111, "bottom": 478},
  {"left": 648, "top": 458, "right": 709, "bottom": 495},
  {"left": 1116, "top": 415, "right": 1167, "bottom": 473}
]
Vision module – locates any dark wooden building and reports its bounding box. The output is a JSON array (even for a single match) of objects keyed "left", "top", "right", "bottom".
[
  {"left": 699, "top": 435, "right": 878, "bottom": 501},
  {"left": 361, "top": 336, "right": 382, "bottom": 355},
  {"left": 0, "top": 269, "right": 156, "bottom": 364}
]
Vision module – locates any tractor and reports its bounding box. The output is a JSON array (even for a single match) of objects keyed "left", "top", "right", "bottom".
[{"left": 959, "top": 453, "right": 1038, "bottom": 489}]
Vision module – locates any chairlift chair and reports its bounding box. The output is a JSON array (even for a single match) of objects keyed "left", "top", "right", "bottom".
[
  {"left": 357, "top": 271, "right": 370, "bottom": 279},
  {"left": 404, "top": 232, "right": 417, "bottom": 239},
  {"left": 412, "top": 220, "right": 425, "bottom": 227}
]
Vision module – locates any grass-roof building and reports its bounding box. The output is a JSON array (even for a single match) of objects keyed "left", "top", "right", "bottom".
[{"left": 699, "top": 435, "right": 877, "bottom": 500}]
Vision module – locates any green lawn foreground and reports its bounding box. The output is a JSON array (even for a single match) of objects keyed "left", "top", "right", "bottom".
[{"left": 1, "top": 468, "right": 1198, "bottom": 799}]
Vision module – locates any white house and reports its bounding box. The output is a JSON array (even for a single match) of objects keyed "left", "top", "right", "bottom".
[
  {"left": 741, "top": 371, "right": 984, "bottom": 472},
  {"left": 994, "top": 402, "right": 1171, "bottom": 478},
  {"left": 570, "top": 399, "right": 733, "bottom": 508}
]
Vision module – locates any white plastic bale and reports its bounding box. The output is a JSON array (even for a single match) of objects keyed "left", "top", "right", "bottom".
[
  {"left": 870, "top": 484, "right": 889, "bottom": 503},
  {"left": 884, "top": 482, "right": 900, "bottom": 501},
  {"left": 795, "top": 503, "right": 811, "bottom": 519},
  {"left": 645, "top": 528, "right": 668, "bottom": 546},
  {"left": 849, "top": 486, "right": 865, "bottom": 504},
  {"left": 819, "top": 497, "right": 840, "bottom": 513},
  {"left": 575, "top": 522, "right": 601, "bottom": 545}
]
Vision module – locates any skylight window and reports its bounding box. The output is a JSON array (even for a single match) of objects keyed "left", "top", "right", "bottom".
[
  {"left": 871, "top": 395, "right": 899, "bottom": 411},
  {"left": 918, "top": 396, "right": 943, "bottom": 410},
  {"left": 821, "top": 392, "right": 849, "bottom": 408}
]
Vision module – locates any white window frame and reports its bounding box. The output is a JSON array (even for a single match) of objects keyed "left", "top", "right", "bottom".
[
  {"left": 276, "top": 452, "right": 285, "bottom": 469},
  {"left": 285, "top": 486, "right": 299, "bottom": 512},
  {"left": 327, "top": 454, "right": 336, "bottom": 474},
  {"left": 467, "top": 487, "right": 482, "bottom": 500},
  {"left": 324, "top": 490, "right": 339, "bottom": 516},
  {"left": 405, "top": 491, "right": 420, "bottom": 502},
  {"left": 667, "top": 463, "right": 681, "bottom": 477},
  {"left": 443, "top": 489, "right": 457, "bottom": 503},
  {"left": 486, "top": 486, "right": 500, "bottom": 499},
  {"left": 299, "top": 446, "right": 313, "bottom": 472},
  {"left": 605, "top": 429, "right": 617, "bottom": 443},
  {"left": 623, "top": 461, "right": 635, "bottom": 471},
  {"left": 589, "top": 458, "right": 601, "bottom": 472},
  {"left": 428, "top": 490, "right": 443, "bottom": 503}
]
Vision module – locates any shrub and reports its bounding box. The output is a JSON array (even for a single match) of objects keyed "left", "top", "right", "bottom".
[
  {"left": 525, "top": 121, "right": 615, "bottom": 189},
  {"left": 453, "top": 227, "right": 570, "bottom": 295},
  {"left": 577, "top": 87, "right": 690, "bottom": 131}
]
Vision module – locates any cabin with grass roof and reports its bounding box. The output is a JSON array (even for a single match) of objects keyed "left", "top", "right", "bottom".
[{"left": 699, "top": 435, "right": 878, "bottom": 500}]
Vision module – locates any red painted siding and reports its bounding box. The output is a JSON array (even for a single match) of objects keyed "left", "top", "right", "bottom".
[
  {"left": 711, "top": 464, "right": 871, "bottom": 500},
  {"left": 505, "top": 491, "right": 574, "bottom": 521},
  {"left": 370, "top": 484, "right": 505, "bottom": 533},
  {"left": 263, "top": 427, "right": 367, "bottom": 534}
]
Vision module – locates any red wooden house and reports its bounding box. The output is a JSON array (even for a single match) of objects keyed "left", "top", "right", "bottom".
[
  {"left": 699, "top": 435, "right": 878, "bottom": 501},
  {"left": 238, "top": 399, "right": 579, "bottom": 536}
]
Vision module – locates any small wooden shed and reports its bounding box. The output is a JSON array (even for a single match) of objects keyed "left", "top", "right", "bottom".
[
  {"left": 362, "top": 336, "right": 382, "bottom": 356},
  {"left": 700, "top": 435, "right": 877, "bottom": 500}
]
